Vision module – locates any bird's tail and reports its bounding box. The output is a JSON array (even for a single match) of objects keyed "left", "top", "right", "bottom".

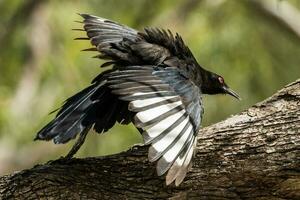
[
  {"left": 35, "top": 81, "right": 105, "bottom": 144},
  {"left": 35, "top": 76, "right": 133, "bottom": 155}
]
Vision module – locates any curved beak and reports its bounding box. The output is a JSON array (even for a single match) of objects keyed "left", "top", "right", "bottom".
[{"left": 223, "top": 86, "right": 241, "bottom": 100}]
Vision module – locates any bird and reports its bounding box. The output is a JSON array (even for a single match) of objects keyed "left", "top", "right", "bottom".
[{"left": 35, "top": 13, "right": 240, "bottom": 186}]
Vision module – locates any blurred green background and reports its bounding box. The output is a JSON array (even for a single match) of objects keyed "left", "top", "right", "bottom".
[{"left": 0, "top": 0, "right": 299, "bottom": 175}]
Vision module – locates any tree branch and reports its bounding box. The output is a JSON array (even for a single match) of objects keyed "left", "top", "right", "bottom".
[{"left": 1, "top": 79, "right": 299, "bottom": 199}]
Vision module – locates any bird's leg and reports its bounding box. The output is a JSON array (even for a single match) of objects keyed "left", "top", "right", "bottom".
[{"left": 64, "top": 126, "right": 90, "bottom": 159}]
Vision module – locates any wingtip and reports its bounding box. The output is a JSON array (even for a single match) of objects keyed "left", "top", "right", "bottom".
[
  {"left": 78, "top": 13, "right": 102, "bottom": 20},
  {"left": 166, "top": 166, "right": 188, "bottom": 186},
  {"left": 81, "top": 47, "right": 97, "bottom": 52},
  {"left": 74, "top": 20, "right": 83, "bottom": 24},
  {"left": 156, "top": 157, "right": 171, "bottom": 176},
  {"left": 72, "top": 28, "right": 85, "bottom": 32},
  {"left": 175, "top": 178, "right": 183, "bottom": 186},
  {"left": 165, "top": 179, "right": 173, "bottom": 186},
  {"left": 165, "top": 174, "right": 175, "bottom": 186},
  {"left": 34, "top": 132, "right": 47, "bottom": 141},
  {"left": 74, "top": 37, "right": 89, "bottom": 40},
  {"left": 174, "top": 170, "right": 187, "bottom": 186},
  {"left": 78, "top": 13, "right": 88, "bottom": 19}
]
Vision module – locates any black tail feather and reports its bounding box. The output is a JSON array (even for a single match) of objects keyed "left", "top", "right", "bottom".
[
  {"left": 35, "top": 83, "right": 103, "bottom": 143},
  {"left": 35, "top": 77, "right": 133, "bottom": 154}
]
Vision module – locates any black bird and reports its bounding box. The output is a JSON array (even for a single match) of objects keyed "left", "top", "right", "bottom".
[{"left": 35, "top": 14, "right": 240, "bottom": 186}]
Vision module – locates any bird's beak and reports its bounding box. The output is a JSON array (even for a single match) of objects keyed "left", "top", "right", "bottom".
[{"left": 223, "top": 86, "right": 241, "bottom": 100}]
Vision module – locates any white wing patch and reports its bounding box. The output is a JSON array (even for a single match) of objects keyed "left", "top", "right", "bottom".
[
  {"left": 130, "top": 96, "right": 177, "bottom": 108},
  {"left": 135, "top": 101, "right": 182, "bottom": 123},
  {"left": 152, "top": 117, "right": 189, "bottom": 153},
  {"left": 144, "top": 110, "right": 185, "bottom": 139},
  {"left": 128, "top": 91, "right": 168, "bottom": 98},
  {"left": 162, "top": 124, "right": 192, "bottom": 163}
]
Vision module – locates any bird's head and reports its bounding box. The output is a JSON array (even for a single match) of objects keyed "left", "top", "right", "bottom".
[{"left": 201, "top": 71, "right": 241, "bottom": 100}]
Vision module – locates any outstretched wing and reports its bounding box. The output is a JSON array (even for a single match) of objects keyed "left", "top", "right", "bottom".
[
  {"left": 106, "top": 65, "right": 203, "bottom": 186},
  {"left": 79, "top": 14, "right": 201, "bottom": 70},
  {"left": 79, "top": 14, "right": 138, "bottom": 49},
  {"left": 78, "top": 14, "right": 143, "bottom": 65}
]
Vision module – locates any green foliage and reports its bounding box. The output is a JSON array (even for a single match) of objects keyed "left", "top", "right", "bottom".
[{"left": 0, "top": 0, "right": 299, "bottom": 174}]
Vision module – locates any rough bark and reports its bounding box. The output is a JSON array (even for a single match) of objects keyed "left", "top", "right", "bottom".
[{"left": 0, "top": 79, "right": 299, "bottom": 200}]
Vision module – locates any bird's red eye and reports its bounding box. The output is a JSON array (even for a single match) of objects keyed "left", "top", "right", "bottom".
[{"left": 218, "top": 76, "right": 224, "bottom": 84}]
